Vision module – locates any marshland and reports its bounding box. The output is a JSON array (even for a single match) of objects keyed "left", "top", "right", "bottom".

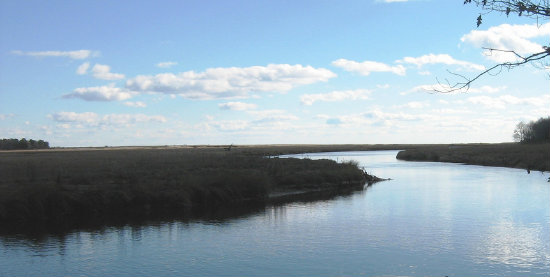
[
  {"left": 0, "top": 144, "right": 383, "bottom": 230},
  {"left": 1, "top": 147, "right": 548, "bottom": 276},
  {"left": 1, "top": 142, "right": 547, "bottom": 231}
]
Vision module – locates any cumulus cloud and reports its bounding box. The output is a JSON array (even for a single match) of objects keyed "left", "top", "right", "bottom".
[
  {"left": 101, "top": 114, "right": 166, "bottom": 125},
  {"left": 12, "top": 49, "right": 95, "bottom": 59},
  {"left": 50, "top": 111, "right": 166, "bottom": 127},
  {"left": 50, "top": 111, "right": 99, "bottom": 124},
  {"left": 398, "top": 54, "right": 485, "bottom": 71},
  {"left": 124, "top": 101, "right": 147, "bottom": 108},
  {"left": 319, "top": 109, "right": 433, "bottom": 127},
  {"left": 219, "top": 102, "right": 257, "bottom": 111},
  {"left": 467, "top": 94, "right": 550, "bottom": 109},
  {"left": 63, "top": 84, "right": 135, "bottom": 101},
  {"left": 208, "top": 120, "right": 249, "bottom": 131},
  {"left": 469, "top": 85, "right": 506, "bottom": 94},
  {"left": 401, "top": 84, "right": 505, "bottom": 95},
  {"left": 125, "top": 64, "right": 335, "bottom": 99},
  {"left": 205, "top": 109, "right": 298, "bottom": 132},
  {"left": 156, "top": 61, "right": 178, "bottom": 68},
  {"left": 332, "top": 59, "right": 406, "bottom": 76},
  {"left": 92, "top": 64, "right": 125, "bottom": 80},
  {"left": 248, "top": 109, "right": 299, "bottom": 123},
  {"left": 362, "top": 109, "right": 430, "bottom": 121},
  {"left": 0, "top": 113, "right": 15, "bottom": 120},
  {"left": 397, "top": 101, "right": 430, "bottom": 109},
  {"left": 400, "top": 84, "right": 454, "bottom": 95},
  {"left": 76, "top": 62, "right": 90, "bottom": 75},
  {"left": 461, "top": 23, "right": 550, "bottom": 63},
  {"left": 300, "top": 89, "right": 372, "bottom": 105}
]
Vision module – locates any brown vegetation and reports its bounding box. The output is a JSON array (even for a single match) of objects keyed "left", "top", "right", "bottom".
[
  {"left": 396, "top": 142, "right": 550, "bottom": 172},
  {"left": 0, "top": 146, "right": 380, "bottom": 229}
]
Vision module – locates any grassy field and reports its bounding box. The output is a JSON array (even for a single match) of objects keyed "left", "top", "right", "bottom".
[
  {"left": 0, "top": 145, "right": 383, "bottom": 230},
  {"left": 395, "top": 142, "right": 550, "bottom": 172}
]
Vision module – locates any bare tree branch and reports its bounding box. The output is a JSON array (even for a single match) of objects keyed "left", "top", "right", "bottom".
[
  {"left": 434, "top": 47, "right": 549, "bottom": 93},
  {"left": 465, "top": 0, "right": 550, "bottom": 18},
  {"left": 434, "top": 1, "right": 549, "bottom": 93}
]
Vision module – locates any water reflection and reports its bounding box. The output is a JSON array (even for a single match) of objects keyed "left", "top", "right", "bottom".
[
  {"left": 1, "top": 151, "right": 548, "bottom": 277},
  {"left": 0, "top": 182, "right": 373, "bottom": 251},
  {"left": 479, "top": 220, "right": 550, "bottom": 269}
]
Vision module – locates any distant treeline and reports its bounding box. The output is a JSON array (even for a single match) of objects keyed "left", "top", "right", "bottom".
[
  {"left": 0, "top": 138, "right": 50, "bottom": 150},
  {"left": 513, "top": 117, "right": 550, "bottom": 143}
]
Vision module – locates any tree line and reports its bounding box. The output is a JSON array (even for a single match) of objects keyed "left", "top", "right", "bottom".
[
  {"left": 513, "top": 117, "right": 550, "bottom": 143},
  {"left": 0, "top": 138, "right": 50, "bottom": 150}
]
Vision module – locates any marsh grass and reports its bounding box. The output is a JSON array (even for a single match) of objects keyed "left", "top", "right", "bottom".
[
  {"left": 396, "top": 142, "right": 550, "bottom": 172},
  {"left": 0, "top": 147, "right": 373, "bottom": 228}
]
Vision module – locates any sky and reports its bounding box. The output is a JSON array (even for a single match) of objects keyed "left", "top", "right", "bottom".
[{"left": 1, "top": 0, "right": 548, "bottom": 147}]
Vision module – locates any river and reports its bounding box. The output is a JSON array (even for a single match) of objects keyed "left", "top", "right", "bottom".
[{"left": 1, "top": 150, "right": 549, "bottom": 276}]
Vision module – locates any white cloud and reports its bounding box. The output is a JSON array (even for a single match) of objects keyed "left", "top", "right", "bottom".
[
  {"left": 0, "top": 113, "right": 15, "bottom": 120},
  {"left": 125, "top": 64, "right": 335, "bottom": 99},
  {"left": 209, "top": 120, "right": 249, "bottom": 131},
  {"left": 467, "top": 94, "right": 550, "bottom": 109},
  {"left": 461, "top": 23, "right": 550, "bottom": 63},
  {"left": 156, "top": 61, "right": 178, "bottom": 68},
  {"left": 207, "top": 109, "right": 299, "bottom": 133},
  {"left": 63, "top": 84, "right": 135, "bottom": 101},
  {"left": 12, "top": 50, "right": 95, "bottom": 59},
  {"left": 300, "top": 89, "right": 371, "bottom": 105},
  {"left": 50, "top": 111, "right": 166, "bottom": 127},
  {"left": 468, "top": 85, "right": 506, "bottom": 94},
  {"left": 76, "top": 62, "right": 90, "bottom": 75},
  {"left": 248, "top": 109, "right": 299, "bottom": 123},
  {"left": 50, "top": 111, "right": 99, "bottom": 124},
  {"left": 401, "top": 84, "right": 455, "bottom": 95},
  {"left": 418, "top": 71, "right": 431, "bottom": 75},
  {"left": 398, "top": 101, "right": 430, "bottom": 109},
  {"left": 332, "top": 59, "right": 406, "bottom": 76},
  {"left": 101, "top": 114, "right": 166, "bottom": 125},
  {"left": 362, "top": 109, "right": 430, "bottom": 121},
  {"left": 398, "top": 54, "right": 485, "bottom": 71},
  {"left": 401, "top": 84, "right": 505, "bottom": 95},
  {"left": 124, "top": 101, "right": 147, "bottom": 108},
  {"left": 92, "top": 64, "right": 125, "bottom": 80},
  {"left": 319, "top": 109, "right": 434, "bottom": 128},
  {"left": 219, "top": 102, "right": 257, "bottom": 111}
]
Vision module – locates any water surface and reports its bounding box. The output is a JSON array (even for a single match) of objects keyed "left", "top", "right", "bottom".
[{"left": 1, "top": 151, "right": 548, "bottom": 276}]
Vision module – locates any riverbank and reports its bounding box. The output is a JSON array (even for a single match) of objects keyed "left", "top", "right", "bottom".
[
  {"left": 396, "top": 142, "right": 550, "bottom": 172},
  {"left": 0, "top": 146, "right": 381, "bottom": 230}
]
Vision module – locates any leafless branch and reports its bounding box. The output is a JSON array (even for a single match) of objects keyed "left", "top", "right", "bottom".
[
  {"left": 465, "top": 0, "right": 550, "bottom": 18},
  {"left": 434, "top": 47, "right": 549, "bottom": 93}
]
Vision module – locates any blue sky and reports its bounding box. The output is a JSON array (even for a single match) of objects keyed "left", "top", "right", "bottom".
[{"left": 1, "top": 0, "right": 548, "bottom": 146}]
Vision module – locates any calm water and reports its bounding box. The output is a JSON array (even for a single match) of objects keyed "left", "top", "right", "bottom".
[{"left": 1, "top": 151, "right": 549, "bottom": 276}]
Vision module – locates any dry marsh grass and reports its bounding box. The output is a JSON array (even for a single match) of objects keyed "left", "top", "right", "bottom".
[
  {"left": 396, "top": 142, "right": 550, "bottom": 172},
  {"left": 0, "top": 146, "right": 375, "bottom": 228}
]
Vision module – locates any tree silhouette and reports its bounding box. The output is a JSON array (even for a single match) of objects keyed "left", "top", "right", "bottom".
[
  {"left": 513, "top": 117, "right": 550, "bottom": 142},
  {"left": 437, "top": 0, "right": 549, "bottom": 93}
]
